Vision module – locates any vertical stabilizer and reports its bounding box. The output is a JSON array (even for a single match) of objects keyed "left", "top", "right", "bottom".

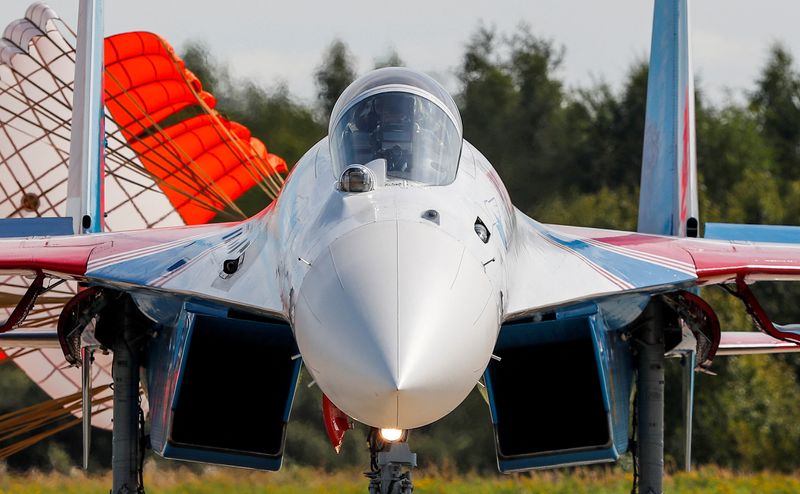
[
  {"left": 638, "top": 0, "right": 698, "bottom": 237},
  {"left": 65, "top": 0, "right": 104, "bottom": 234}
]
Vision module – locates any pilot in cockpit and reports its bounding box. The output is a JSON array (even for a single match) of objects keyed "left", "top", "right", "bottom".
[
  {"left": 351, "top": 93, "right": 414, "bottom": 174},
  {"left": 331, "top": 75, "right": 462, "bottom": 187}
]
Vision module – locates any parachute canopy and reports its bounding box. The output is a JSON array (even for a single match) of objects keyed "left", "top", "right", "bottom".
[
  {"left": 0, "top": 2, "right": 289, "bottom": 430},
  {"left": 104, "top": 31, "right": 287, "bottom": 225}
]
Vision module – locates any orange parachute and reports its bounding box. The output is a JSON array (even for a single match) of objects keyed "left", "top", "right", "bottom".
[
  {"left": 0, "top": 3, "right": 288, "bottom": 432},
  {"left": 104, "top": 32, "right": 287, "bottom": 224}
]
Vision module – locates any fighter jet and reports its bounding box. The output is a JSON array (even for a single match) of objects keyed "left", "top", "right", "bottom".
[{"left": 0, "top": 1, "right": 799, "bottom": 493}]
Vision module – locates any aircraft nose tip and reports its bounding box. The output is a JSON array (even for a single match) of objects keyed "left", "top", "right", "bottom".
[{"left": 294, "top": 220, "right": 499, "bottom": 429}]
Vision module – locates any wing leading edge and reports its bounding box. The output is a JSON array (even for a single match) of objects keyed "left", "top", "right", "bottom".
[
  {"left": 506, "top": 215, "right": 800, "bottom": 319},
  {"left": 0, "top": 211, "right": 284, "bottom": 319}
]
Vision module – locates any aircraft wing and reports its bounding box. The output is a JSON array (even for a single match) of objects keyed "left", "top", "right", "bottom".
[
  {"left": 0, "top": 214, "right": 284, "bottom": 320},
  {"left": 506, "top": 212, "right": 800, "bottom": 318},
  {"left": 0, "top": 223, "right": 228, "bottom": 278},
  {"left": 717, "top": 331, "right": 800, "bottom": 356}
]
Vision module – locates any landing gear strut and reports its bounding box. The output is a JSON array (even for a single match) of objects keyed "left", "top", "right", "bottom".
[
  {"left": 106, "top": 298, "right": 148, "bottom": 494},
  {"left": 634, "top": 301, "right": 666, "bottom": 494},
  {"left": 366, "top": 429, "right": 416, "bottom": 494}
]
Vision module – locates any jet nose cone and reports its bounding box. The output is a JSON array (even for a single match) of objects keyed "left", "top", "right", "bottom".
[{"left": 294, "top": 220, "right": 499, "bottom": 429}]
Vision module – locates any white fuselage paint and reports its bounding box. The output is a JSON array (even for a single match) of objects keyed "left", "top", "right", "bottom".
[{"left": 271, "top": 139, "right": 509, "bottom": 429}]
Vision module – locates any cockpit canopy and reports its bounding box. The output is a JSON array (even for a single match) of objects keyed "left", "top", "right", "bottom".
[{"left": 329, "top": 68, "right": 463, "bottom": 186}]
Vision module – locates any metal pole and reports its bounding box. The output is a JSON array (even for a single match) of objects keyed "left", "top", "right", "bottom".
[
  {"left": 81, "top": 346, "right": 94, "bottom": 470},
  {"left": 66, "top": 0, "right": 105, "bottom": 234},
  {"left": 681, "top": 349, "right": 695, "bottom": 472},
  {"left": 637, "top": 302, "right": 665, "bottom": 494},
  {"left": 112, "top": 307, "right": 140, "bottom": 493}
]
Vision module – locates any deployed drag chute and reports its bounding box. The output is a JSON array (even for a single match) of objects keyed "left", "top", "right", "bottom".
[
  {"left": 0, "top": 2, "right": 287, "bottom": 434},
  {"left": 104, "top": 31, "right": 287, "bottom": 224}
]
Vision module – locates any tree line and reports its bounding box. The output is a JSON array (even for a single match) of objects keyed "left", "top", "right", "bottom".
[{"left": 2, "top": 24, "right": 800, "bottom": 474}]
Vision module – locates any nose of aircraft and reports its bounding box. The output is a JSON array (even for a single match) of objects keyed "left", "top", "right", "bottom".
[{"left": 293, "top": 220, "right": 499, "bottom": 429}]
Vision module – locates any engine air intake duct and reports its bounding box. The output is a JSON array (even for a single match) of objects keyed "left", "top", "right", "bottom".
[
  {"left": 147, "top": 305, "right": 301, "bottom": 471},
  {"left": 484, "top": 306, "right": 632, "bottom": 472}
]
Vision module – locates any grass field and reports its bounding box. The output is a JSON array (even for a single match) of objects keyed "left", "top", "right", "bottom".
[{"left": 0, "top": 466, "right": 798, "bottom": 493}]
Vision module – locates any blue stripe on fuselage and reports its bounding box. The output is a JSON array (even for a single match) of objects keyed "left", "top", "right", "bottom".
[
  {"left": 534, "top": 224, "right": 694, "bottom": 289},
  {"left": 87, "top": 236, "right": 220, "bottom": 286}
]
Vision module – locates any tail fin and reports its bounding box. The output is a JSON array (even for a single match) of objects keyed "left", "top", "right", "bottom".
[
  {"left": 638, "top": 0, "right": 699, "bottom": 237},
  {"left": 66, "top": 0, "right": 105, "bottom": 234}
]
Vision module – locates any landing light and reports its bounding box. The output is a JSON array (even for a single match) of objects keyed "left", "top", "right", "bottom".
[{"left": 380, "top": 428, "right": 403, "bottom": 442}]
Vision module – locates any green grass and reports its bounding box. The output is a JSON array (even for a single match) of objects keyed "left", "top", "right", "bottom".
[{"left": 0, "top": 466, "right": 798, "bottom": 493}]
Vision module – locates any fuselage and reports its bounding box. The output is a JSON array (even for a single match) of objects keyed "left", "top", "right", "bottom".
[{"left": 269, "top": 137, "right": 513, "bottom": 429}]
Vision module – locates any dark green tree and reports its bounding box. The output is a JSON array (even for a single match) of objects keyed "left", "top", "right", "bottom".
[
  {"left": 180, "top": 40, "right": 326, "bottom": 216},
  {"left": 374, "top": 48, "right": 404, "bottom": 69},
  {"left": 457, "top": 26, "right": 568, "bottom": 213},
  {"left": 315, "top": 39, "right": 357, "bottom": 120},
  {"left": 751, "top": 44, "right": 800, "bottom": 180},
  {"left": 557, "top": 62, "right": 648, "bottom": 202},
  {"left": 181, "top": 40, "right": 224, "bottom": 97},
  {"left": 457, "top": 27, "right": 518, "bottom": 183}
]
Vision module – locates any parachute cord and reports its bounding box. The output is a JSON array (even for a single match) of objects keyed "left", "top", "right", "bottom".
[
  {"left": 0, "top": 76, "right": 236, "bottom": 225},
  {"left": 158, "top": 37, "right": 285, "bottom": 199},
  {"left": 0, "top": 18, "right": 241, "bottom": 213},
  {"left": 0, "top": 101, "right": 67, "bottom": 217},
  {"left": 103, "top": 77, "right": 247, "bottom": 220},
  {"left": 104, "top": 69, "right": 247, "bottom": 219},
  {"left": 0, "top": 40, "right": 241, "bottom": 222},
  {"left": 104, "top": 169, "right": 240, "bottom": 224},
  {"left": 0, "top": 40, "right": 74, "bottom": 215},
  {"left": 1, "top": 307, "right": 58, "bottom": 329},
  {"left": 56, "top": 16, "right": 78, "bottom": 40},
  {"left": 98, "top": 87, "right": 242, "bottom": 216},
  {"left": 1, "top": 348, "right": 38, "bottom": 362},
  {"left": 0, "top": 417, "right": 81, "bottom": 460},
  {"left": 0, "top": 34, "right": 90, "bottom": 216},
  {"left": 0, "top": 105, "right": 235, "bottom": 224},
  {"left": 97, "top": 85, "right": 243, "bottom": 217},
  {"left": 0, "top": 384, "right": 112, "bottom": 461},
  {"left": 3, "top": 21, "right": 268, "bottom": 223},
  {"left": 173, "top": 68, "right": 285, "bottom": 199},
  {"left": 0, "top": 285, "right": 72, "bottom": 331}
]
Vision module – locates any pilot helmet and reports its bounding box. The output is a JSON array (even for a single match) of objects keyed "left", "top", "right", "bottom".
[{"left": 329, "top": 68, "right": 463, "bottom": 186}]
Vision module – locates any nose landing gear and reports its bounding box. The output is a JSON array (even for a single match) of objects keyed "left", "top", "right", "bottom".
[{"left": 366, "top": 429, "right": 416, "bottom": 494}]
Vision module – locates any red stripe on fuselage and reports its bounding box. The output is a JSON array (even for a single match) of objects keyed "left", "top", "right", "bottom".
[{"left": 680, "top": 87, "right": 691, "bottom": 229}]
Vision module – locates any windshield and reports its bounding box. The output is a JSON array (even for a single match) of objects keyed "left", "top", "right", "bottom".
[{"left": 330, "top": 91, "right": 462, "bottom": 186}]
